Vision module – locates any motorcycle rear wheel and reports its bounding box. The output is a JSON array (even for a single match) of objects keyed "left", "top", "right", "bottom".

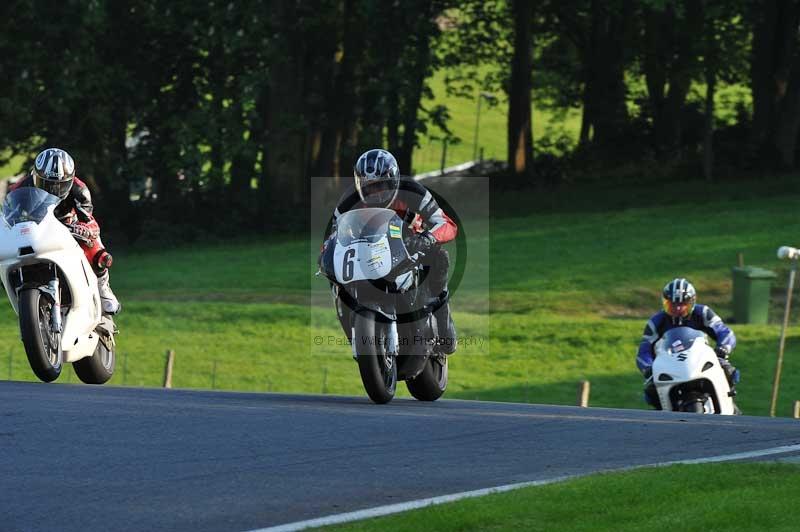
[
  {"left": 354, "top": 311, "right": 396, "bottom": 404},
  {"left": 73, "top": 330, "right": 115, "bottom": 385},
  {"left": 19, "top": 288, "right": 62, "bottom": 383},
  {"left": 406, "top": 356, "right": 448, "bottom": 401}
]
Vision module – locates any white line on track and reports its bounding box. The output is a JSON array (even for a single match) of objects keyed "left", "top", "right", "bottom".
[{"left": 248, "top": 443, "right": 800, "bottom": 532}]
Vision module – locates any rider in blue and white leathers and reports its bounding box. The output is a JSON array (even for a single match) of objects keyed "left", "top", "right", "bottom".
[{"left": 637, "top": 278, "right": 739, "bottom": 408}]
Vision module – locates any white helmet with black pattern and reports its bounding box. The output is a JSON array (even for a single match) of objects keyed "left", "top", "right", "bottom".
[
  {"left": 32, "top": 147, "right": 75, "bottom": 200},
  {"left": 354, "top": 148, "right": 400, "bottom": 208}
]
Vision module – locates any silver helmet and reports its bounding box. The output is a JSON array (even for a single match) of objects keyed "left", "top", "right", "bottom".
[{"left": 32, "top": 148, "right": 76, "bottom": 200}]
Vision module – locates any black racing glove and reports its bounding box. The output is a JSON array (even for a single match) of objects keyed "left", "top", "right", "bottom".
[
  {"left": 715, "top": 345, "right": 732, "bottom": 359},
  {"left": 406, "top": 231, "right": 436, "bottom": 255},
  {"left": 642, "top": 366, "right": 653, "bottom": 380}
]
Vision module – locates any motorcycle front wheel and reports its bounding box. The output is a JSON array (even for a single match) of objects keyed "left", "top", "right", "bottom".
[
  {"left": 681, "top": 393, "right": 707, "bottom": 414},
  {"left": 19, "top": 288, "right": 62, "bottom": 382},
  {"left": 354, "top": 311, "right": 397, "bottom": 404}
]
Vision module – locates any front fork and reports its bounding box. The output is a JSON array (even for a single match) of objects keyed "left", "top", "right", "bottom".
[{"left": 39, "top": 278, "right": 62, "bottom": 334}]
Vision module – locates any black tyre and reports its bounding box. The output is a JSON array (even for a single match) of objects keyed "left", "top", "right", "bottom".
[
  {"left": 354, "top": 311, "right": 396, "bottom": 404},
  {"left": 406, "top": 356, "right": 448, "bottom": 401},
  {"left": 19, "top": 288, "right": 62, "bottom": 383},
  {"left": 73, "top": 334, "right": 115, "bottom": 385},
  {"left": 680, "top": 394, "right": 706, "bottom": 414}
]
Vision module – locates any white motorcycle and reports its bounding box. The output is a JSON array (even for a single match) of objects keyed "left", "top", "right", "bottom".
[
  {"left": 0, "top": 187, "right": 117, "bottom": 384},
  {"left": 651, "top": 327, "right": 737, "bottom": 414}
]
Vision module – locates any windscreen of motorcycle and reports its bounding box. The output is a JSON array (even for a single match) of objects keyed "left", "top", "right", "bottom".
[
  {"left": 333, "top": 208, "right": 404, "bottom": 284},
  {"left": 656, "top": 327, "right": 706, "bottom": 357},
  {"left": 2, "top": 188, "right": 59, "bottom": 227}
]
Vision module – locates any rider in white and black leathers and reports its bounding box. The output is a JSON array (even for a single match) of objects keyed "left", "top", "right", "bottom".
[
  {"left": 10, "top": 148, "right": 121, "bottom": 315},
  {"left": 332, "top": 148, "right": 458, "bottom": 354},
  {"left": 637, "top": 278, "right": 739, "bottom": 408}
]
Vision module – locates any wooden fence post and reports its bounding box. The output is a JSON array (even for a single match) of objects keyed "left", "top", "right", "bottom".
[
  {"left": 793, "top": 401, "right": 799, "bottom": 419},
  {"left": 163, "top": 350, "right": 175, "bottom": 389},
  {"left": 440, "top": 139, "right": 448, "bottom": 175},
  {"left": 771, "top": 259, "right": 797, "bottom": 417},
  {"left": 577, "top": 380, "right": 591, "bottom": 407}
]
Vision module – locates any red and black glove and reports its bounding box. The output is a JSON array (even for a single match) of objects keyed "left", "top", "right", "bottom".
[{"left": 69, "top": 222, "right": 99, "bottom": 245}]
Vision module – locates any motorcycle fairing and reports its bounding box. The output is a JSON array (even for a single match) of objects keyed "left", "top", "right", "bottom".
[
  {"left": 653, "top": 327, "right": 735, "bottom": 415},
  {"left": 333, "top": 236, "right": 393, "bottom": 283},
  {"left": 0, "top": 192, "right": 102, "bottom": 362}
]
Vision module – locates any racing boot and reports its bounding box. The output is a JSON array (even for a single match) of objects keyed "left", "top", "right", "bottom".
[
  {"left": 718, "top": 356, "right": 742, "bottom": 414},
  {"left": 718, "top": 357, "right": 739, "bottom": 391},
  {"left": 433, "top": 291, "right": 457, "bottom": 355},
  {"left": 97, "top": 270, "right": 121, "bottom": 315}
]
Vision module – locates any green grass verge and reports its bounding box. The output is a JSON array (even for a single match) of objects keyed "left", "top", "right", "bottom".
[
  {"left": 325, "top": 463, "right": 800, "bottom": 532},
  {"left": 1, "top": 179, "right": 799, "bottom": 416}
]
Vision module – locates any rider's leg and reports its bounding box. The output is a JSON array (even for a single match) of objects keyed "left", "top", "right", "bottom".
[
  {"left": 422, "top": 247, "right": 456, "bottom": 355},
  {"left": 81, "top": 234, "right": 120, "bottom": 315},
  {"left": 717, "top": 357, "right": 740, "bottom": 390},
  {"left": 717, "top": 356, "right": 742, "bottom": 414}
]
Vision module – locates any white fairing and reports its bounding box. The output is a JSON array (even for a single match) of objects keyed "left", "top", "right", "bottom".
[
  {"left": 653, "top": 330, "right": 735, "bottom": 415},
  {"left": 333, "top": 236, "right": 393, "bottom": 284},
  {"left": 0, "top": 204, "right": 101, "bottom": 363}
]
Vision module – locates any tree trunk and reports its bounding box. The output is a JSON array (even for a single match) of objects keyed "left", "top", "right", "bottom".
[
  {"left": 703, "top": 69, "right": 716, "bottom": 182},
  {"left": 643, "top": 1, "right": 703, "bottom": 154},
  {"left": 398, "top": 22, "right": 434, "bottom": 175},
  {"left": 228, "top": 100, "right": 255, "bottom": 201},
  {"left": 260, "top": 0, "right": 309, "bottom": 224},
  {"left": 665, "top": 1, "right": 703, "bottom": 154},
  {"left": 750, "top": 0, "right": 800, "bottom": 166},
  {"left": 578, "top": 95, "right": 592, "bottom": 147},
  {"left": 775, "top": 61, "right": 800, "bottom": 167},
  {"left": 507, "top": 0, "right": 534, "bottom": 178},
  {"left": 643, "top": 5, "right": 667, "bottom": 147},
  {"left": 584, "top": 0, "right": 632, "bottom": 151},
  {"left": 312, "top": 0, "right": 363, "bottom": 178}
]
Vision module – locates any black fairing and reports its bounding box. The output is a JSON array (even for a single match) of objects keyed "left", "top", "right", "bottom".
[
  {"left": 321, "top": 208, "right": 437, "bottom": 363},
  {"left": 320, "top": 233, "right": 337, "bottom": 281}
]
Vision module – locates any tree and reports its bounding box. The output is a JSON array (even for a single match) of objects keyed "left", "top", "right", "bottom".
[
  {"left": 641, "top": 0, "right": 704, "bottom": 156},
  {"left": 507, "top": 0, "right": 535, "bottom": 178},
  {"left": 750, "top": 0, "right": 800, "bottom": 168},
  {"left": 551, "top": 0, "right": 634, "bottom": 153}
]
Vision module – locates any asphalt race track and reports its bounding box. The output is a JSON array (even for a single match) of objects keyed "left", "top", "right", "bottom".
[{"left": 1, "top": 382, "right": 799, "bottom": 532}]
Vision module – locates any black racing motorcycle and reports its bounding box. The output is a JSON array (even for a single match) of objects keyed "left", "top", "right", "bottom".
[{"left": 318, "top": 208, "right": 448, "bottom": 404}]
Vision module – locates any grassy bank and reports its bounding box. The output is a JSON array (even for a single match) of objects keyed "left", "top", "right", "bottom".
[{"left": 326, "top": 463, "right": 800, "bottom": 532}]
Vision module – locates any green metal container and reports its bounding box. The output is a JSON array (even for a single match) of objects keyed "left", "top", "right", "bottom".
[{"left": 731, "top": 266, "right": 776, "bottom": 324}]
